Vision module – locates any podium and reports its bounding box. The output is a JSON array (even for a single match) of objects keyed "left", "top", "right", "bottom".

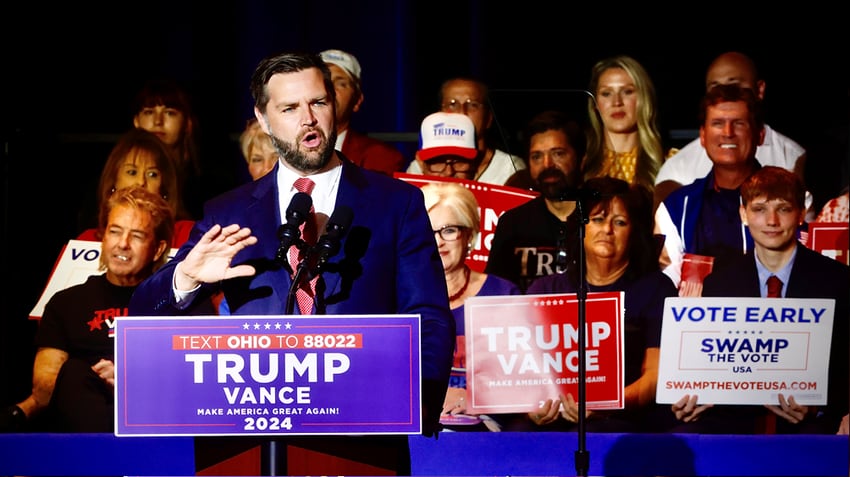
[
  {"left": 115, "top": 314, "right": 422, "bottom": 475},
  {"left": 2, "top": 432, "right": 847, "bottom": 476}
]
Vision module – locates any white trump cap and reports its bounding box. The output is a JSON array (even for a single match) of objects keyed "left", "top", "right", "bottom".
[
  {"left": 319, "top": 49, "right": 361, "bottom": 83},
  {"left": 418, "top": 112, "right": 477, "bottom": 161}
]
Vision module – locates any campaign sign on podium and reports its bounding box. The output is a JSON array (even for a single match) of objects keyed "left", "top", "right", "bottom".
[
  {"left": 115, "top": 315, "right": 421, "bottom": 436},
  {"left": 464, "top": 292, "right": 625, "bottom": 414}
]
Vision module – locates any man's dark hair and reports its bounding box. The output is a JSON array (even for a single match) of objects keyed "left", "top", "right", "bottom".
[
  {"left": 250, "top": 52, "right": 335, "bottom": 112},
  {"left": 699, "top": 83, "right": 764, "bottom": 132},
  {"left": 564, "top": 176, "right": 656, "bottom": 284},
  {"left": 523, "top": 110, "right": 587, "bottom": 161}
]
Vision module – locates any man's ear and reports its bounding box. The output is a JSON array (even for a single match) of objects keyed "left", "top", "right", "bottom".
[
  {"left": 352, "top": 91, "right": 364, "bottom": 113},
  {"left": 739, "top": 205, "right": 748, "bottom": 226},
  {"left": 254, "top": 108, "right": 270, "bottom": 134},
  {"left": 755, "top": 79, "right": 766, "bottom": 100},
  {"left": 154, "top": 240, "right": 169, "bottom": 262},
  {"left": 757, "top": 126, "right": 766, "bottom": 147}
]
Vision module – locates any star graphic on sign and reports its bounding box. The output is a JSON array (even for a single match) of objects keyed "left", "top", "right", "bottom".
[
  {"left": 274, "top": 323, "right": 282, "bottom": 330},
  {"left": 253, "top": 323, "right": 261, "bottom": 330},
  {"left": 243, "top": 323, "right": 250, "bottom": 330},
  {"left": 285, "top": 322, "right": 293, "bottom": 330},
  {"left": 264, "top": 323, "right": 271, "bottom": 330},
  {"left": 88, "top": 315, "right": 105, "bottom": 331}
]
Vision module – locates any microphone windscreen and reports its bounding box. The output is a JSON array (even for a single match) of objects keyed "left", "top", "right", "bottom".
[
  {"left": 328, "top": 205, "right": 354, "bottom": 231},
  {"left": 288, "top": 192, "right": 313, "bottom": 217}
]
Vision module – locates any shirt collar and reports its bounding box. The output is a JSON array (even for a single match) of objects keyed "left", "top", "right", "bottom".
[
  {"left": 276, "top": 157, "right": 342, "bottom": 217},
  {"left": 754, "top": 246, "right": 796, "bottom": 297}
]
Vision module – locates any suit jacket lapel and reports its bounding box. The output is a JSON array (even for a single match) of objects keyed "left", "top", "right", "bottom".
[
  {"left": 251, "top": 171, "right": 294, "bottom": 306},
  {"left": 319, "top": 161, "right": 364, "bottom": 299},
  {"left": 785, "top": 244, "right": 817, "bottom": 297}
]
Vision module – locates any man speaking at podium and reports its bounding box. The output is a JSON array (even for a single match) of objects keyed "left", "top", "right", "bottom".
[{"left": 129, "top": 51, "right": 454, "bottom": 475}]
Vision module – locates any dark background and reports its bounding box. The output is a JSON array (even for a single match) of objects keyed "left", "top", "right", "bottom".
[{"left": 2, "top": 2, "right": 847, "bottom": 405}]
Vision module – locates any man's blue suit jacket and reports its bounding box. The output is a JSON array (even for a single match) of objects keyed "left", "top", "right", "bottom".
[{"left": 128, "top": 159, "right": 455, "bottom": 427}]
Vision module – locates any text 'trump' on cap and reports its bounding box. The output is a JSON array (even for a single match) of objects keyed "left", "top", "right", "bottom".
[{"left": 418, "top": 112, "right": 477, "bottom": 161}]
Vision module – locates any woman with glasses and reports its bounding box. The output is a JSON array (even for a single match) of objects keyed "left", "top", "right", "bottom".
[
  {"left": 524, "top": 176, "right": 677, "bottom": 433},
  {"left": 421, "top": 182, "right": 521, "bottom": 431}
]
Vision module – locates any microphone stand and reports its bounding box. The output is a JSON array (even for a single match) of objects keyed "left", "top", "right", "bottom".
[
  {"left": 486, "top": 87, "right": 597, "bottom": 476},
  {"left": 272, "top": 214, "right": 347, "bottom": 473},
  {"left": 269, "top": 238, "right": 311, "bottom": 475},
  {"left": 285, "top": 262, "right": 309, "bottom": 316},
  {"left": 574, "top": 195, "right": 590, "bottom": 477},
  {"left": 558, "top": 186, "right": 599, "bottom": 477},
  {"left": 284, "top": 239, "right": 311, "bottom": 315}
]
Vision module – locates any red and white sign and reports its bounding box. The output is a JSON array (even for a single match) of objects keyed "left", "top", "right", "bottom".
[
  {"left": 806, "top": 222, "right": 849, "bottom": 265},
  {"left": 463, "top": 292, "right": 625, "bottom": 414},
  {"left": 395, "top": 173, "right": 537, "bottom": 272}
]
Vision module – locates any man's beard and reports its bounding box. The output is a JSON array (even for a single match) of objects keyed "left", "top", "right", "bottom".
[
  {"left": 536, "top": 167, "right": 580, "bottom": 201},
  {"left": 269, "top": 128, "right": 337, "bottom": 173}
]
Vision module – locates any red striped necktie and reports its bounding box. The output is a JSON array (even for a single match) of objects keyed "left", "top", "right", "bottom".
[{"left": 290, "top": 178, "right": 318, "bottom": 314}]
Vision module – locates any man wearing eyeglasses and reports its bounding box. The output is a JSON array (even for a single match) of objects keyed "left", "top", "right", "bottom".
[
  {"left": 406, "top": 78, "right": 525, "bottom": 184},
  {"left": 414, "top": 112, "right": 478, "bottom": 180}
]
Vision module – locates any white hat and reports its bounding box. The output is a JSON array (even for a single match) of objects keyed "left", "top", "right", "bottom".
[
  {"left": 319, "top": 49, "right": 361, "bottom": 83},
  {"left": 418, "top": 112, "right": 478, "bottom": 161}
]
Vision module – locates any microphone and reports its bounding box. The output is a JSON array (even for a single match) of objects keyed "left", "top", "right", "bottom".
[
  {"left": 309, "top": 205, "right": 354, "bottom": 276},
  {"left": 557, "top": 187, "right": 601, "bottom": 202},
  {"left": 275, "top": 192, "right": 312, "bottom": 267}
]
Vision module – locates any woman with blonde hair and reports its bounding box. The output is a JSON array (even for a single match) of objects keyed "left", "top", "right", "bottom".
[
  {"left": 239, "top": 118, "right": 278, "bottom": 181},
  {"left": 582, "top": 55, "right": 667, "bottom": 194}
]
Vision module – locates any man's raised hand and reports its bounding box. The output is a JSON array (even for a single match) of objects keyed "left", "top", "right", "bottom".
[{"left": 175, "top": 224, "right": 258, "bottom": 290}]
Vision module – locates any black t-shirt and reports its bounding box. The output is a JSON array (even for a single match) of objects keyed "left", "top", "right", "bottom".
[
  {"left": 36, "top": 274, "right": 135, "bottom": 366},
  {"left": 485, "top": 197, "right": 578, "bottom": 292}
]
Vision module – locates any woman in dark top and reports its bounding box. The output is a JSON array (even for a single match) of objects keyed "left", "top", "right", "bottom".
[{"left": 524, "top": 176, "right": 676, "bottom": 432}]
